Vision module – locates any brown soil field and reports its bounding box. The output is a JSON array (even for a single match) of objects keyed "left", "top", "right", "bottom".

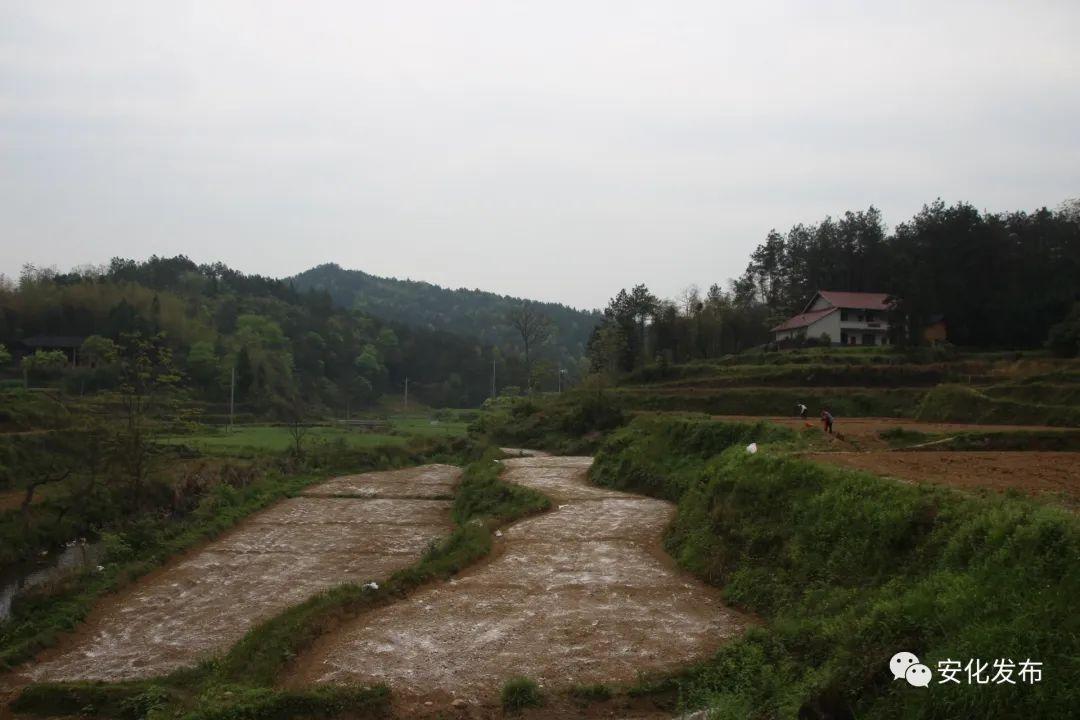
[
  {"left": 288, "top": 455, "right": 748, "bottom": 717},
  {"left": 11, "top": 464, "right": 460, "bottom": 683},
  {"left": 807, "top": 451, "right": 1080, "bottom": 502}
]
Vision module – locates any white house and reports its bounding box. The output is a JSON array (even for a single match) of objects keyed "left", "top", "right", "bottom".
[{"left": 772, "top": 290, "right": 895, "bottom": 347}]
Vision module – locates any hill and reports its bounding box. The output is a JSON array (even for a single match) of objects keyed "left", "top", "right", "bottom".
[
  {"left": 0, "top": 257, "right": 503, "bottom": 410},
  {"left": 291, "top": 263, "right": 601, "bottom": 368}
]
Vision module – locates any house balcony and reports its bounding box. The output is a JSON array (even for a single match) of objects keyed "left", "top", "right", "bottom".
[{"left": 838, "top": 319, "right": 889, "bottom": 331}]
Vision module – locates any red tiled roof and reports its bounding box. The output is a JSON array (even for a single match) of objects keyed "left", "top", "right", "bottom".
[
  {"left": 771, "top": 307, "right": 837, "bottom": 332},
  {"left": 811, "top": 291, "right": 894, "bottom": 311}
]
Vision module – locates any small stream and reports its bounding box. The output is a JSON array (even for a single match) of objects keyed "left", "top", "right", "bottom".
[{"left": 0, "top": 540, "right": 106, "bottom": 623}]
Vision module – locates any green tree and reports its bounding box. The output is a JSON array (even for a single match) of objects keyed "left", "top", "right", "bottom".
[
  {"left": 1047, "top": 302, "right": 1080, "bottom": 358},
  {"left": 187, "top": 341, "right": 220, "bottom": 389},
  {"left": 586, "top": 323, "right": 629, "bottom": 375},
  {"left": 235, "top": 346, "right": 254, "bottom": 399},
  {"left": 0, "top": 343, "right": 10, "bottom": 366},
  {"left": 21, "top": 349, "right": 68, "bottom": 379},
  {"left": 375, "top": 327, "right": 399, "bottom": 353},
  {"left": 353, "top": 344, "right": 385, "bottom": 404},
  {"left": 80, "top": 335, "right": 119, "bottom": 368},
  {"left": 110, "top": 333, "right": 180, "bottom": 510},
  {"left": 508, "top": 302, "right": 553, "bottom": 392},
  {"left": 627, "top": 284, "right": 658, "bottom": 366},
  {"left": 234, "top": 314, "right": 293, "bottom": 403}
]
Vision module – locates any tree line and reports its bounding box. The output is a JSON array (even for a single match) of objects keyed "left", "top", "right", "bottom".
[
  {"left": 587, "top": 199, "right": 1080, "bottom": 370},
  {"left": 743, "top": 200, "right": 1080, "bottom": 348},
  {"left": 0, "top": 257, "right": 541, "bottom": 412}
]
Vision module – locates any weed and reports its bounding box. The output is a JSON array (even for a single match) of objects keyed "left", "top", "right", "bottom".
[{"left": 501, "top": 676, "right": 543, "bottom": 711}]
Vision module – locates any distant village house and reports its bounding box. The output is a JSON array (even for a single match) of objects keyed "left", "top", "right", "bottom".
[
  {"left": 772, "top": 291, "right": 894, "bottom": 347},
  {"left": 19, "top": 335, "right": 86, "bottom": 365}
]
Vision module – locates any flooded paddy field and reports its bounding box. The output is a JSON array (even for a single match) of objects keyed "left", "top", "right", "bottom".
[
  {"left": 12, "top": 464, "right": 460, "bottom": 683},
  {"left": 288, "top": 455, "right": 748, "bottom": 713}
]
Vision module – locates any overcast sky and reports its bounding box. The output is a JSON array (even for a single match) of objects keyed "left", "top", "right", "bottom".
[{"left": 2, "top": 1, "right": 1078, "bottom": 309}]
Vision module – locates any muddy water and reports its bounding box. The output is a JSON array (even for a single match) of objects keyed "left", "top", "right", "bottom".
[
  {"left": 15, "top": 464, "right": 460, "bottom": 683},
  {"left": 291, "top": 455, "right": 747, "bottom": 704},
  {"left": 0, "top": 541, "right": 106, "bottom": 623}
]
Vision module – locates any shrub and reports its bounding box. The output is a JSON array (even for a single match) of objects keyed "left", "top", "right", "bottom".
[
  {"left": 452, "top": 450, "right": 550, "bottom": 525},
  {"left": 472, "top": 392, "right": 628, "bottom": 454},
  {"left": 559, "top": 392, "right": 625, "bottom": 435},
  {"left": 21, "top": 349, "right": 68, "bottom": 379},
  {"left": 501, "top": 676, "right": 543, "bottom": 711},
  {"left": 1046, "top": 302, "right": 1080, "bottom": 358}
]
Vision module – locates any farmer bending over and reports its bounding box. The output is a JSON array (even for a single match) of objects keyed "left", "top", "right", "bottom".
[{"left": 821, "top": 409, "right": 834, "bottom": 434}]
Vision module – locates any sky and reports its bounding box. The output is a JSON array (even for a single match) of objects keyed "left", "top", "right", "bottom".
[{"left": 1, "top": 1, "right": 1078, "bottom": 310}]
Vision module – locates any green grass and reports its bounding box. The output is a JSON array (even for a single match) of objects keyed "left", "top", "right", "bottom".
[
  {"left": 501, "top": 676, "right": 543, "bottom": 711},
  {"left": 160, "top": 416, "right": 470, "bottom": 456},
  {"left": 452, "top": 449, "right": 551, "bottom": 524},
  {"left": 472, "top": 391, "right": 627, "bottom": 454},
  {"left": 878, "top": 426, "right": 936, "bottom": 448},
  {"left": 159, "top": 425, "right": 409, "bottom": 454},
  {"left": 10, "top": 682, "right": 391, "bottom": 720},
  {"left": 915, "top": 385, "right": 1080, "bottom": 426},
  {"left": 589, "top": 416, "right": 1080, "bottom": 719},
  {"left": 880, "top": 426, "right": 1080, "bottom": 451},
  {"left": 612, "top": 385, "right": 928, "bottom": 419},
  {"left": 388, "top": 416, "right": 470, "bottom": 438}
]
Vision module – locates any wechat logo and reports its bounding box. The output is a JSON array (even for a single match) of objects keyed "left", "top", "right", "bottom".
[{"left": 891, "top": 651, "right": 933, "bottom": 688}]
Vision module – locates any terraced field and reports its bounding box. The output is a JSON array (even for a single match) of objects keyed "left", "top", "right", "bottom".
[
  {"left": 287, "top": 454, "right": 747, "bottom": 715},
  {"left": 12, "top": 465, "right": 460, "bottom": 683}
]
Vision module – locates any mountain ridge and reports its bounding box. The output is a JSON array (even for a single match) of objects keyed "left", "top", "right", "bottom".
[{"left": 291, "top": 263, "right": 602, "bottom": 367}]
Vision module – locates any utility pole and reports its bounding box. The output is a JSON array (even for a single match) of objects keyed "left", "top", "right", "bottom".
[
  {"left": 228, "top": 366, "right": 235, "bottom": 433},
  {"left": 403, "top": 376, "right": 409, "bottom": 412},
  {"left": 557, "top": 363, "right": 562, "bottom": 393}
]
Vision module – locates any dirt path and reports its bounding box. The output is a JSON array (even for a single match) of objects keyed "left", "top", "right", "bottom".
[
  {"left": 288, "top": 455, "right": 747, "bottom": 713},
  {"left": 808, "top": 451, "right": 1080, "bottom": 502},
  {"left": 10, "top": 464, "right": 460, "bottom": 683}
]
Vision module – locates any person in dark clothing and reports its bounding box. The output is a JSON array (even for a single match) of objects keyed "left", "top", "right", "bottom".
[{"left": 821, "top": 409, "right": 834, "bottom": 434}]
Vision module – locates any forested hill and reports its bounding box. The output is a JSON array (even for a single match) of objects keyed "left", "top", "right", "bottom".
[
  {"left": 0, "top": 257, "right": 511, "bottom": 410},
  {"left": 292, "top": 263, "right": 601, "bottom": 362}
]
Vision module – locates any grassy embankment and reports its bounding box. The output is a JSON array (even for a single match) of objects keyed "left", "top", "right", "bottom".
[
  {"left": 470, "top": 390, "right": 627, "bottom": 454},
  {"left": 587, "top": 415, "right": 1079, "bottom": 719},
  {"left": 10, "top": 449, "right": 551, "bottom": 719},
  {"left": 609, "top": 349, "right": 1080, "bottom": 426},
  {"left": 879, "top": 426, "right": 1080, "bottom": 451},
  {"left": 158, "top": 415, "right": 471, "bottom": 455}
]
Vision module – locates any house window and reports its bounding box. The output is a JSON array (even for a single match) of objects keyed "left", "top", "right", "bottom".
[{"left": 840, "top": 309, "right": 848, "bottom": 321}]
